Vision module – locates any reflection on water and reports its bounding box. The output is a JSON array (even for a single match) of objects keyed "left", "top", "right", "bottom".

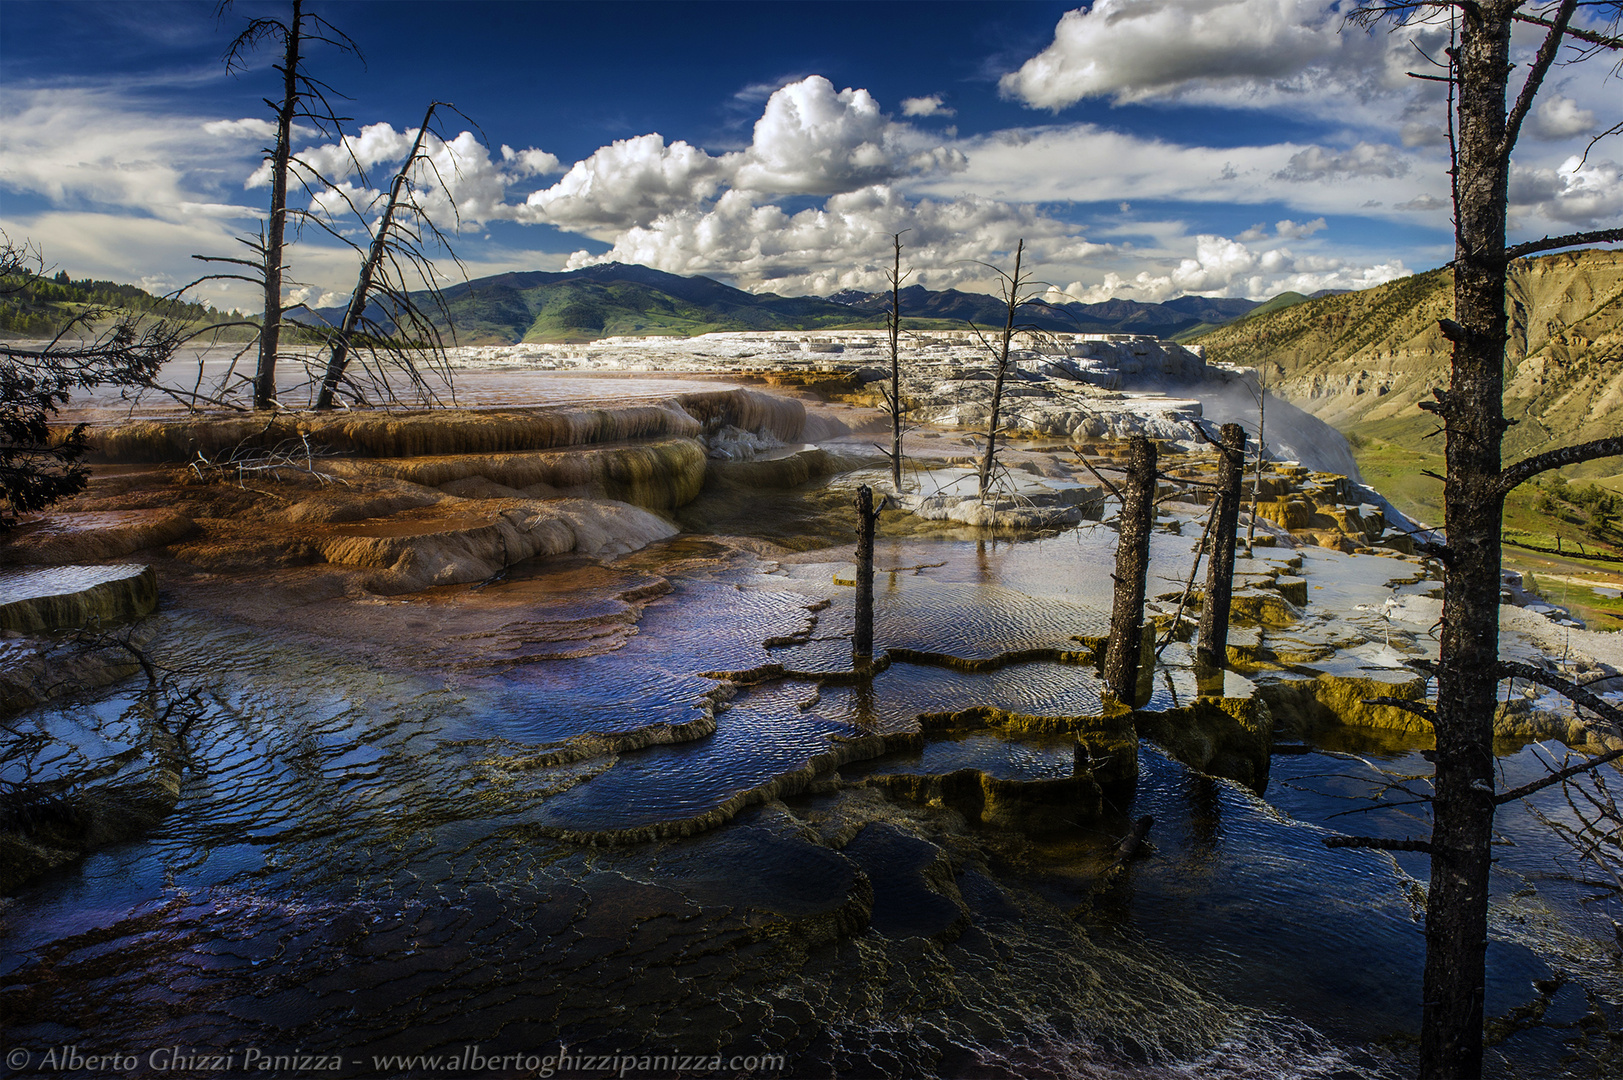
[{"left": 1, "top": 520, "right": 1614, "bottom": 1078}]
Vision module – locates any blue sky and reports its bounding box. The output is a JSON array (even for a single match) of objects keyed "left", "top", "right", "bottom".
[{"left": 1, "top": 1, "right": 1618, "bottom": 312}]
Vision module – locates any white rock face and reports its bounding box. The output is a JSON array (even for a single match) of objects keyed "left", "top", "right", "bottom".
[{"left": 428, "top": 329, "right": 1362, "bottom": 480}]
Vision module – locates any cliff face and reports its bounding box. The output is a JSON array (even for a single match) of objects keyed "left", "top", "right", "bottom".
[{"left": 1195, "top": 249, "right": 1623, "bottom": 471}]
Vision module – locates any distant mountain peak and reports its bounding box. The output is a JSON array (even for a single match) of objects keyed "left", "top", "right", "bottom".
[{"left": 358, "top": 262, "right": 1275, "bottom": 345}]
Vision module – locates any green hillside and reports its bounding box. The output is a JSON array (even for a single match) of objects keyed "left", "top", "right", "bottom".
[
  {"left": 425, "top": 264, "right": 904, "bottom": 345},
  {"left": 0, "top": 271, "right": 244, "bottom": 340},
  {"left": 1171, "top": 291, "right": 1310, "bottom": 343},
  {"left": 515, "top": 280, "right": 887, "bottom": 343},
  {"left": 403, "top": 263, "right": 1266, "bottom": 345},
  {"left": 1191, "top": 248, "right": 1623, "bottom": 609},
  {"left": 1191, "top": 249, "right": 1623, "bottom": 475}
]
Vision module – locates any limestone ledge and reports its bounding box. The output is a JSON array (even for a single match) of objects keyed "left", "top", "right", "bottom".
[
  {"left": 0, "top": 510, "right": 195, "bottom": 567},
  {"left": 1132, "top": 696, "right": 1273, "bottom": 792},
  {"left": 0, "top": 631, "right": 151, "bottom": 716},
  {"left": 66, "top": 388, "right": 806, "bottom": 463},
  {"left": 507, "top": 731, "right": 926, "bottom": 847},
  {"left": 0, "top": 564, "right": 158, "bottom": 633},
  {"left": 0, "top": 725, "right": 183, "bottom": 894}
]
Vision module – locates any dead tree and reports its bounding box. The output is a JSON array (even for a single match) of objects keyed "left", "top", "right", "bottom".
[
  {"left": 1196, "top": 423, "right": 1247, "bottom": 668},
  {"left": 852, "top": 484, "right": 882, "bottom": 666},
  {"left": 1336, "top": 5, "right": 1623, "bottom": 1075},
  {"left": 1104, "top": 436, "right": 1156, "bottom": 703},
  {"left": 878, "top": 232, "right": 911, "bottom": 488},
  {"left": 313, "top": 101, "right": 470, "bottom": 410},
  {"left": 202, "top": 0, "right": 360, "bottom": 410},
  {"left": 1244, "top": 367, "right": 1269, "bottom": 553},
  {"left": 971, "top": 239, "right": 1029, "bottom": 501}
]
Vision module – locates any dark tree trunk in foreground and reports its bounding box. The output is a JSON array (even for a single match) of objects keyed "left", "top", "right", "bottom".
[
  {"left": 255, "top": 0, "right": 304, "bottom": 411},
  {"left": 1196, "top": 423, "right": 1246, "bottom": 668},
  {"left": 853, "top": 484, "right": 878, "bottom": 665},
  {"left": 1104, "top": 436, "right": 1156, "bottom": 703},
  {"left": 1335, "top": 3, "right": 1619, "bottom": 1075},
  {"left": 1420, "top": 6, "right": 1514, "bottom": 1074}
]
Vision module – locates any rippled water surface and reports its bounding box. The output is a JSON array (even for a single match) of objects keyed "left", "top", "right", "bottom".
[{"left": 2, "top": 515, "right": 1615, "bottom": 1078}]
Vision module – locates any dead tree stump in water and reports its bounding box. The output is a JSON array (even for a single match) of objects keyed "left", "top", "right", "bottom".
[
  {"left": 1104, "top": 437, "right": 1156, "bottom": 703},
  {"left": 853, "top": 484, "right": 881, "bottom": 667},
  {"left": 1196, "top": 423, "right": 1247, "bottom": 669}
]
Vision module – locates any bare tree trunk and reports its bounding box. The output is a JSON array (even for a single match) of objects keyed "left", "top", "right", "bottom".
[
  {"left": 1245, "top": 372, "right": 1265, "bottom": 553},
  {"left": 1104, "top": 436, "right": 1156, "bottom": 703},
  {"left": 315, "top": 103, "right": 437, "bottom": 410},
  {"left": 1326, "top": 4, "right": 1620, "bottom": 1071},
  {"left": 887, "top": 234, "right": 904, "bottom": 488},
  {"left": 853, "top": 484, "right": 877, "bottom": 666},
  {"left": 1196, "top": 423, "right": 1246, "bottom": 668},
  {"left": 978, "top": 240, "right": 1024, "bottom": 501},
  {"left": 255, "top": 0, "right": 303, "bottom": 412},
  {"left": 1420, "top": 5, "right": 1513, "bottom": 1075}
]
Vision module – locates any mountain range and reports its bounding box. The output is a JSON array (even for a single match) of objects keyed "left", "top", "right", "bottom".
[{"left": 321, "top": 263, "right": 1312, "bottom": 345}]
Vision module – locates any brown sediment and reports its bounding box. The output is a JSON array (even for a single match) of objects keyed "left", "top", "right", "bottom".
[
  {"left": 1224, "top": 588, "right": 1304, "bottom": 628},
  {"left": 0, "top": 631, "right": 153, "bottom": 715},
  {"left": 163, "top": 495, "right": 679, "bottom": 596},
  {"left": 674, "top": 387, "right": 807, "bottom": 437},
  {"left": 66, "top": 388, "right": 806, "bottom": 464},
  {"left": 913, "top": 703, "right": 1139, "bottom": 797},
  {"left": 698, "top": 653, "right": 895, "bottom": 686},
  {"left": 886, "top": 640, "right": 1107, "bottom": 672},
  {"left": 493, "top": 711, "right": 724, "bottom": 772},
  {"left": 1491, "top": 704, "right": 1623, "bottom": 752},
  {"left": 862, "top": 768, "right": 1106, "bottom": 834},
  {"left": 326, "top": 437, "right": 708, "bottom": 511},
  {"left": 1256, "top": 671, "right": 1431, "bottom": 738},
  {"left": 0, "top": 510, "right": 196, "bottom": 566},
  {"left": 705, "top": 447, "right": 851, "bottom": 489}
]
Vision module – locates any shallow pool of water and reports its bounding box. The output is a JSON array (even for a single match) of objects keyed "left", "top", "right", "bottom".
[{"left": 1, "top": 519, "right": 1614, "bottom": 1078}]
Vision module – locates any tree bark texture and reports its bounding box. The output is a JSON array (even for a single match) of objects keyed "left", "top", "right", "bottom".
[
  {"left": 1104, "top": 436, "right": 1156, "bottom": 703},
  {"left": 853, "top": 484, "right": 877, "bottom": 664},
  {"left": 1196, "top": 423, "right": 1246, "bottom": 668},
  {"left": 255, "top": 0, "right": 303, "bottom": 411},
  {"left": 1421, "top": 5, "right": 1514, "bottom": 1076}
]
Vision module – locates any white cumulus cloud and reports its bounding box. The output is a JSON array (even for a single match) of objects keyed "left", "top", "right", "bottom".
[
  {"left": 732, "top": 76, "right": 964, "bottom": 195},
  {"left": 0, "top": 86, "right": 251, "bottom": 219},
  {"left": 501, "top": 145, "right": 563, "bottom": 177},
  {"left": 565, "top": 183, "right": 1098, "bottom": 296},
  {"left": 1531, "top": 96, "right": 1596, "bottom": 141},
  {"left": 1510, "top": 156, "right": 1623, "bottom": 227},
  {"left": 1054, "top": 231, "right": 1408, "bottom": 304},
  {"left": 1003, "top": 0, "right": 1352, "bottom": 110},
  {"left": 1273, "top": 217, "right": 1327, "bottom": 240},
  {"left": 514, "top": 133, "right": 728, "bottom": 237},
  {"left": 901, "top": 94, "right": 954, "bottom": 118}
]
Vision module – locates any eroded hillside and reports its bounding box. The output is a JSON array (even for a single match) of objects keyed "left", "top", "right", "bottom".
[{"left": 1196, "top": 249, "right": 1623, "bottom": 475}]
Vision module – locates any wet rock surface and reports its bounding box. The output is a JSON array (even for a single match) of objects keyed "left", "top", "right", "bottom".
[
  {"left": 5, "top": 371, "right": 1618, "bottom": 1077},
  {"left": 0, "top": 564, "right": 157, "bottom": 633}
]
